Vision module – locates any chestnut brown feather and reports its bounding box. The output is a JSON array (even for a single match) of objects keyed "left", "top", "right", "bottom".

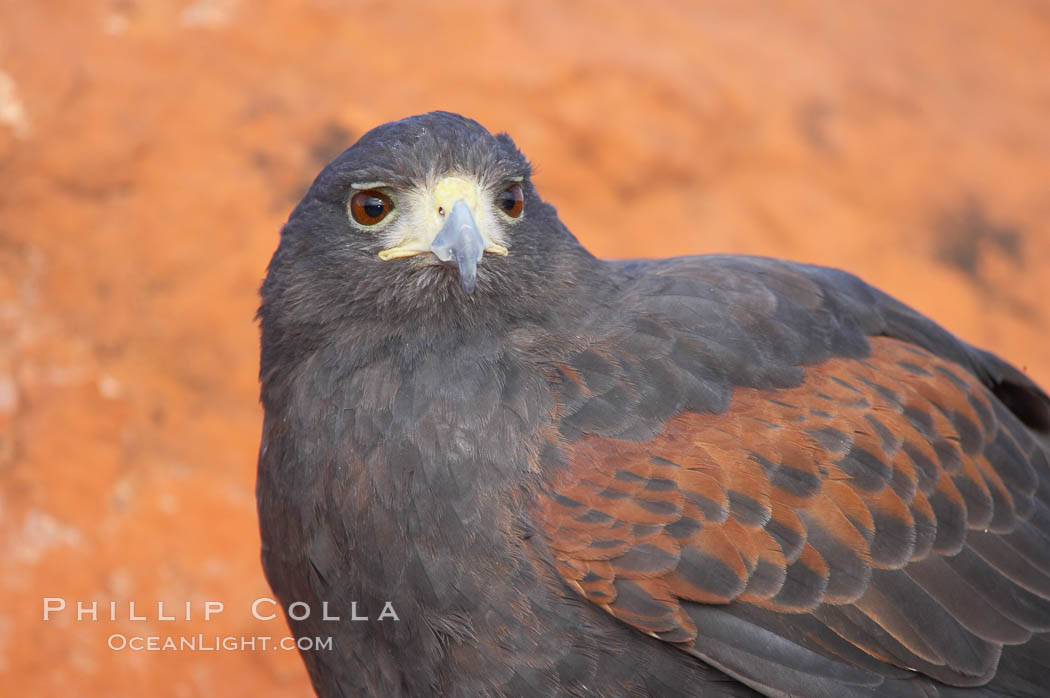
[{"left": 536, "top": 337, "right": 1050, "bottom": 688}]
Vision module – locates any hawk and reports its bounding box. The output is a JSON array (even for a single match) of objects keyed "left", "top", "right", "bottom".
[{"left": 257, "top": 112, "right": 1050, "bottom": 697}]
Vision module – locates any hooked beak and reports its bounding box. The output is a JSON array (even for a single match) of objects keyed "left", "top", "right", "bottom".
[
  {"left": 376, "top": 175, "right": 509, "bottom": 295},
  {"left": 430, "top": 200, "right": 484, "bottom": 295}
]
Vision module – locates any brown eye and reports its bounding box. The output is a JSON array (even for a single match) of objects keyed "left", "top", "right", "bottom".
[
  {"left": 350, "top": 190, "right": 394, "bottom": 225},
  {"left": 497, "top": 183, "right": 524, "bottom": 218}
]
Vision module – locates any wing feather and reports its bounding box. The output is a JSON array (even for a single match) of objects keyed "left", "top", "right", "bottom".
[{"left": 536, "top": 334, "right": 1050, "bottom": 692}]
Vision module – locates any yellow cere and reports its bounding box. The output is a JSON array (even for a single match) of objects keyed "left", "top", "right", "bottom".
[{"left": 433, "top": 176, "right": 478, "bottom": 211}]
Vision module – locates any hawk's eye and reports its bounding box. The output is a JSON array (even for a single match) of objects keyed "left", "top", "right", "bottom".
[
  {"left": 497, "top": 183, "right": 524, "bottom": 218},
  {"left": 350, "top": 190, "right": 394, "bottom": 225}
]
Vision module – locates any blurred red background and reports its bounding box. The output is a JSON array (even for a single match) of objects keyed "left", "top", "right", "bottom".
[{"left": 1, "top": 1, "right": 1048, "bottom": 695}]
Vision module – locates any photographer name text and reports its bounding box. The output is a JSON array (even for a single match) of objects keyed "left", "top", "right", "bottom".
[{"left": 42, "top": 597, "right": 399, "bottom": 622}]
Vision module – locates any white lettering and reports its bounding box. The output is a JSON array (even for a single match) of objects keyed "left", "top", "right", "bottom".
[
  {"left": 378, "top": 602, "right": 399, "bottom": 621},
  {"left": 288, "top": 602, "right": 310, "bottom": 621},
  {"left": 128, "top": 601, "right": 146, "bottom": 621},
  {"left": 42, "top": 597, "right": 66, "bottom": 621},
  {"left": 77, "top": 601, "right": 98, "bottom": 621},
  {"left": 322, "top": 601, "right": 340, "bottom": 621},
  {"left": 251, "top": 597, "right": 277, "bottom": 621},
  {"left": 204, "top": 601, "right": 224, "bottom": 620}
]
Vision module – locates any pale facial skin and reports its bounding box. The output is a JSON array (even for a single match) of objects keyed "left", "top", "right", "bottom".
[{"left": 349, "top": 174, "right": 520, "bottom": 294}]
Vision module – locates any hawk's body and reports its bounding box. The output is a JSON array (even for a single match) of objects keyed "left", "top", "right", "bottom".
[{"left": 258, "top": 113, "right": 1050, "bottom": 697}]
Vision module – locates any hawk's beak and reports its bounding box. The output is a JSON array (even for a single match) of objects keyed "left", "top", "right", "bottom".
[
  {"left": 376, "top": 175, "right": 509, "bottom": 294},
  {"left": 430, "top": 199, "right": 484, "bottom": 295}
]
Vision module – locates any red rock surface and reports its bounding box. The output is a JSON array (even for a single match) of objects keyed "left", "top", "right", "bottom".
[{"left": 0, "top": 1, "right": 1047, "bottom": 695}]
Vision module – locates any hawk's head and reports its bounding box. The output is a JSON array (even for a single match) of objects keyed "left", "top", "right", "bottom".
[{"left": 259, "top": 112, "right": 595, "bottom": 377}]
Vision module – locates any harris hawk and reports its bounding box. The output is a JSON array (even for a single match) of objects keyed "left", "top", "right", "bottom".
[{"left": 256, "top": 112, "right": 1050, "bottom": 697}]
